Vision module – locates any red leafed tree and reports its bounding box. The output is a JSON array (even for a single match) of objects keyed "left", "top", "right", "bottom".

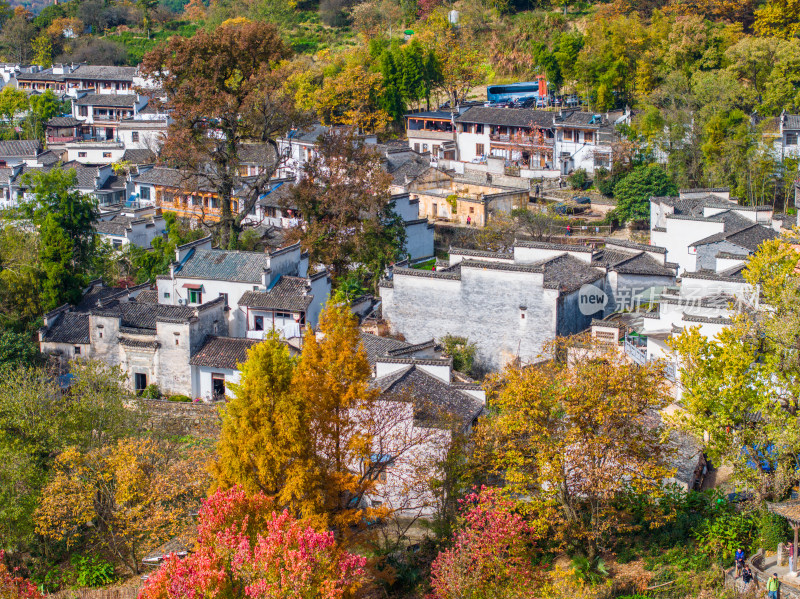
[
  {"left": 429, "top": 487, "right": 542, "bottom": 599},
  {"left": 138, "top": 486, "right": 367, "bottom": 599},
  {"left": 0, "top": 553, "right": 42, "bottom": 599}
]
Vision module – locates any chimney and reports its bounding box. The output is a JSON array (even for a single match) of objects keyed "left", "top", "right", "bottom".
[{"left": 261, "top": 268, "right": 271, "bottom": 288}]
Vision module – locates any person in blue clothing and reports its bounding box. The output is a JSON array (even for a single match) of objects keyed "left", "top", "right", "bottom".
[{"left": 735, "top": 548, "right": 746, "bottom": 577}]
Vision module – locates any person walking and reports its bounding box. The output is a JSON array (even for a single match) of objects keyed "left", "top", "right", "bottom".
[
  {"left": 466, "top": 215, "right": 471, "bottom": 226},
  {"left": 534, "top": 184, "right": 540, "bottom": 198},
  {"left": 566, "top": 224, "right": 571, "bottom": 237},
  {"left": 735, "top": 548, "right": 746, "bottom": 577},
  {"left": 766, "top": 572, "right": 780, "bottom": 599}
]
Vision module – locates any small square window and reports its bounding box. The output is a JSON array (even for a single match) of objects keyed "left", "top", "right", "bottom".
[
  {"left": 164, "top": 292, "right": 170, "bottom": 299},
  {"left": 78, "top": 152, "right": 87, "bottom": 158},
  {"left": 103, "top": 152, "right": 111, "bottom": 158},
  {"left": 74, "top": 346, "right": 81, "bottom": 354},
  {"left": 188, "top": 289, "right": 202, "bottom": 304},
  {"left": 131, "top": 132, "right": 139, "bottom": 142},
  {"left": 98, "top": 332, "right": 103, "bottom": 338}
]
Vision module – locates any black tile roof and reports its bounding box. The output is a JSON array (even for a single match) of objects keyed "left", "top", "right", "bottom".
[
  {"left": 74, "top": 94, "right": 138, "bottom": 108},
  {"left": 95, "top": 214, "right": 134, "bottom": 236},
  {"left": 785, "top": 114, "right": 800, "bottom": 130},
  {"left": 0, "top": 139, "right": 40, "bottom": 157},
  {"left": 455, "top": 106, "right": 554, "bottom": 128},
  {"left": 238, "top": 276, "right": 313, "bottom": 312},
  {"left": 449, "top": 247, "right": 513, "bottom": 260},
  {"left": 40, "top": 312, "right": 89, "bottom": 344},
  {"left": 134, "top": 289, "right": 158, "bottom": 303},
  {"left": 189, "top": 335, "right": 261, "bottom": 369},
  {"left": 592, "top": 249, "right": 676, "bottom": 277},
  {"left": 554, "top": 110, "right": 606, "bottom": 127},
  {"left": 17, "top": 68, "right": 65, "bottom": 81},
  {"left": 121, "top": 149, "right": 156, "bottom": 164},
  {"left": 64, "top": 65, "right": 137, "bottom": 82},
  {"left": 404, "top": 110, "right": 452, "bottom": 119},
  {"left": 515, "top": 240, "right": 593, "bottom": 253},
  {"left": 175, "top": 248, "right": 274, "bottom": 284},
  {"left": 384, "top": 151, "right": 432, "bottom": 186},
  {"left": 47, "top": 116, "right": 82, "bottom": 127},
  {"left": 540, "top": 253, "right": 605, "bottom": 292},
  {"left": 92, "top": 301, "right": 197, "bottom": 329},
  {"left": 372, "top": 365, "right": 484, "bottom": 429},
  {"left": 604, "top": 238, "right": 666, "bottom": 254},
  {"left": 691, "top": 223, "right": 778, "bottom": 250},
  {"left": 285, "top": 123, "right": 329, "bottom": 143},
  {"left": 360, "top": 332, "right": 413, "bottom": 366}
]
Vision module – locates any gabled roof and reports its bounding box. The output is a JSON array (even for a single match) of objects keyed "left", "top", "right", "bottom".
[
  {"left": 121, "top": 149, "right": 156, "bottom": 165},
  {"left": 92, "top": 301, "right": 197, "bottom": 329},
  {"left": 0, "top": 139, "right": 40, "bottom": 157},
  {"left": 384, "top": 151, "right": 432, "bottom": 187},
  {"left": 592, "top": 248, "right": 676, "bottom": 277},
  {"left": 47, "top": 116, "right": 82, "bottom": 127},
  {"left": 454, "top": 106, "right": 554, "bottom": 128},
  {"left": 189, "top": 336, "right": 261, "bottom": 369},
  {"left": 691, "top": 223, "right": 778, "bottom": 251},
  {"left": 784, "top": 114, "right": 800, "bottom": 130},
  {"left": 540, "top": 254, "right": 605, "bottom": 293},
  {"left": 64, "top": 65, "right": 137, "bottom": 82},
  {"left": 360, "top": 332, "right": 414, "bottom": 366},
  {"left": 74, "top": 94, "right": 138, "bottom": 107},
  {"left": 285, "top": 123, "right": 329, "bottom": 144},
  {"left": 238, "top": 276, "right": 313, "bottom": 312},
  {"left": 372, "top": 365, "right": 484, "bottom": 429},
  {"left": 176, "top": 248, "right": 275, "bottom": 284},
  {"left": 40, "top": 312, "right": 89, "bottom": 344}
]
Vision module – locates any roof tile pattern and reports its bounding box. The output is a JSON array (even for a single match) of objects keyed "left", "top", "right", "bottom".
[
  {"left": 238, "top": 276, "right": 313, "bottom": 311},
  {"left": 189, "top": 336, "right": 261, "bottom": 369}
]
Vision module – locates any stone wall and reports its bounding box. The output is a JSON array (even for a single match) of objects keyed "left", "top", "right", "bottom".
[{"left": 137, "top": 399, "right": 221, "bottom": 439}]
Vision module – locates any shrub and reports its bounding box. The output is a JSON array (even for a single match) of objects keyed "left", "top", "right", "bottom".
[
  {"left": 167, "top": 394, "right": 191, "bottom": 403},
  {"left": 441, "top": 335, "right": 477, "bottom": 375},
  {"left": 754, "top": 508, "right": 789, "bottom": 552},
  {"left": 72, "top": 556, "right": 115, "bottom": 588},
  {"left": 141, "top": 383, "right": 160, "bottom": 399},
  {"left": 567, "top": 168, "right": 588, "bottom": 190},
  {"left": 613, "top": 164, "right": 677, "bottom": 223}
]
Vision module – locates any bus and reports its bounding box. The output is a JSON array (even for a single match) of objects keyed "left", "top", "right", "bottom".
[{"left": 486, "top": 77, "right": 548, "bottom": 104}]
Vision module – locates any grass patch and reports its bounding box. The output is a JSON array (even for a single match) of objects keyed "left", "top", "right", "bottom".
[{"left": 412, "top": 258, "right": 436, "bottom": 270}]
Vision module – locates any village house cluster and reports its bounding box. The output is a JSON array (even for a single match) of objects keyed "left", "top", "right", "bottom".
[{"left": 0, "top": 57, "right": 795, "bottom": 520}]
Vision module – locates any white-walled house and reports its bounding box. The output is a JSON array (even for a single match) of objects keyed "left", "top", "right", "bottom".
[
  {"left": 39, "top": 281, "right": 228, "bottom": 397},
  {"left": 380, "top": 239, "right": 677, "bottom": 370},
  {"left": 779, "top": 111, "right": 800, "bottom": 159},
  {"left": 156, "top": 238, "right": 331, "bottom": 340},
  {"left": 189, "top": 335, "right": 299, "bottom": 401},
  {"left": 95, "top": 206, "right": 166, "bottom": 248},
  {"left": 650, "top": 188, "right": 778, "bottom": 274},
  {"left": 553, "top": 110, "right": 613, "bottom": 174}
]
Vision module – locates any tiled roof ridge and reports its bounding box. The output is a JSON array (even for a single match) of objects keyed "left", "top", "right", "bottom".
[
  {"left": 392, "top": 266, "right": 461, "bottom": 280},
  {"left": 449, "top": 246, "right": 514, "bottom": 260},
  {"left": 386, "top": 339, "right": 436, "bottom": 356},
  {"left": 175, "top": 236, "right": 213, "bottom": 252},
  {"left": 268, "top": 242, "right": 301, "bottom": 258},
  {"left": 514, "top": 240, "right": 594, "bottom": 253},
  {"left": 604, "top": 238, "right": 667, "bottom": 254},
  {"left": 376, "top": 356, "right": 453, "bottom": 367},
  {"left": 459, "top": 258, "right": 544, "bottom": 274}
]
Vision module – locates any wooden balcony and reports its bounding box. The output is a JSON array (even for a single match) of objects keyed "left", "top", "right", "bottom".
[{"left": 489, "top": 133, "right": 554, "bottom": 147}]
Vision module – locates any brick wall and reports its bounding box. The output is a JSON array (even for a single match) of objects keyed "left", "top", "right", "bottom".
[{"left": 137, "top": 399, "right": 221, "bottom": 439}]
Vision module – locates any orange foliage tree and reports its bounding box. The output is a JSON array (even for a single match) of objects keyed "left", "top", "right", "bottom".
[
  {"left": 471, "top": 343, "right": 675, "bottom": 557},
  {"left": 35, "top": 438, "right": 210, "bottom": 574}
]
